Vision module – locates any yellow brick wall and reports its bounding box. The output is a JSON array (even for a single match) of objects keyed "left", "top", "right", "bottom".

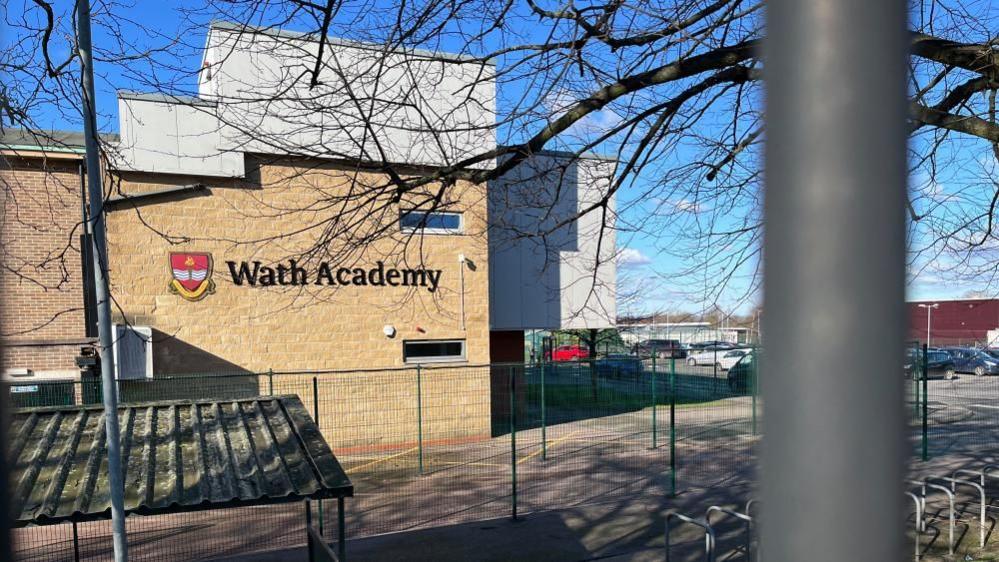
[{"left": 105, "top": 157, "right": 493, "bottom": 445}]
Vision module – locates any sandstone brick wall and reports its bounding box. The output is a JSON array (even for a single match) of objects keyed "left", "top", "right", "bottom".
[
  {"left": 105, "top": 156, "right": 494, "bottom": 442},
  {"left": 0, "top": 155, "right": 92, "bottom": 377}
]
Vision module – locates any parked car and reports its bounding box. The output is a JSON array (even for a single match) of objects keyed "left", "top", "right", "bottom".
[
  {"left": 941, "top": 347, "right": 999, "bottom": 376},
  {"left": 922, "top": 349, "right": 959, "bottom": 380},
  {"left": 687, "top": 345, "right": 741, "bottom": 367},
  {"left": 716, "top": 349, "right": 753, "bottom": 371},
  {"left": 633, "top": 339, "right": 687, "bottom": 359},
  {"left": 551, "top": 345, "right": 589, "bottom": 362},
  {"left": 595, "top": 354, "right": 644, "bottom": 378},
  {"left": 727, "top": 351, "right": 757, "bottom": 393},
  {"left": 903, "top": 347, "right": 949, "bottom": 378}
]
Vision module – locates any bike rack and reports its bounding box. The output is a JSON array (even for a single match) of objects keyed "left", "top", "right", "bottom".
[
  {"left": 666, "top": 512, "right": 716, "bottom": 562},
  {"left": 906, "top": 491, "right": 922, "bottom": 560},
  {"left": 908, "top": 479, "right": 955, "bottom": 555},
  {"left": 706, "top": 506, "right": 753, "bottom": 562},
  {"left": 928, "top": 474, "right": 986, "bottom": 548},
  {"left": 955, "top": 465, "right": 999, "bottom": 491}
]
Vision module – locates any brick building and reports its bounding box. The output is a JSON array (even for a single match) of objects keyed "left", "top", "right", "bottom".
[
  {"left": 908, "top": 298, "right": 999, "bottom": 346},
  {"left": 0, "top": 134, "right": 94, "bottom": 379}
]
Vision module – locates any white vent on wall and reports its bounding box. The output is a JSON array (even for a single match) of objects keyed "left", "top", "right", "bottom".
[{"left": 112, "top": 325, "right": 153, "bottom": 380}]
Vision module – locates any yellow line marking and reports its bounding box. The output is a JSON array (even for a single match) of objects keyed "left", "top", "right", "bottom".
[
  {"left": 429, "top": 461, "right": 509, "bottom": 468},
  {"left": 517, "top": 431, "right": 578, "bottom": 464},
  {"left": 345, "top": 446, "right": 418, "bottom": 474}
]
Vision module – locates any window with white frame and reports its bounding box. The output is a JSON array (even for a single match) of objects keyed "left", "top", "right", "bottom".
[
  {"left": 403, "top": 340, "right": 466, "bottom": 363},
  {"left": 399, "top": 210, "right": 463, "bottom": 234}
]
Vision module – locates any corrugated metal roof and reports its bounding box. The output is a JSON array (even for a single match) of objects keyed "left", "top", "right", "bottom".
[{"left": 9, "top": 395, "right": 352, "bottom": 527}]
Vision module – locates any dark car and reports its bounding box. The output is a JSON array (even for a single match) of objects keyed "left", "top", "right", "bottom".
[
  {"left": 595, "top": 354, "right": 644, "bottom": 379},
  {"left": 907, "top": 349, "right": 958, "bottom": 380},
  {"left": 727, "top": 351, "right": 757, "bottom": 393},
  {"left": 633, "top": 339, "right": 687, "bottom": 359},
  {"left": 942, "top": 347, "right": 999, "bottom": 376}
]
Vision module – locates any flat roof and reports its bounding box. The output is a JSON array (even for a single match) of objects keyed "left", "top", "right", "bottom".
[
  {"left": 209, "top": 20, "right": 496, "bottom": 66},
  {"left": 0, "top": 128, "right": 118, "bottom": 153},
  {"left": 118, "top": 91, "right": 217, "bottom": 107},
  {"left": 9, "top": 395, "right": 352, "bottom": 527}
]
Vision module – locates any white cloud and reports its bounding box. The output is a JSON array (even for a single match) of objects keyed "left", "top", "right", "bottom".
[
  {"left": 542, "top": 87, "right": 623, "bottom": 136},
  {"left": 618, "top": 248, "right": 653, "bottom": 268}
]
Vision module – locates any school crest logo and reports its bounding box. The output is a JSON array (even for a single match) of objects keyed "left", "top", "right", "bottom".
[{"left": 168, "top": 252, "right": 215, "bottom": 301}]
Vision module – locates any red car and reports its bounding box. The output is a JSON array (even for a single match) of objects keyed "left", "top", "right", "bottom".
[{"left": 551, "top": 345, "right": 590, "bottom": 362}]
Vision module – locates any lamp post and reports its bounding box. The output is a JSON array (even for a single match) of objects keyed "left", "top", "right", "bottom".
[
  {"left": 77, "top": 1, "right": 128, "bottom": 560},
  {"left": 918, "top": 303, "right": 939, "bottom": 347}
]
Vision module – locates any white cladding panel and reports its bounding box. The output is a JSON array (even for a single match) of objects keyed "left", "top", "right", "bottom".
[
  {"left": 116, "top": 96, "right": 245, "bottom": 177},
  {"left": 198, "top": 24, "right": 496, "bottom": 169},
  {"left": 489, "top": 154, "right": 617, "bottom": 330}
]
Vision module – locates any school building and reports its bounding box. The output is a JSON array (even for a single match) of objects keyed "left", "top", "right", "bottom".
[{"left": 0, "top": 22, "right": 616, "bottom": 447}]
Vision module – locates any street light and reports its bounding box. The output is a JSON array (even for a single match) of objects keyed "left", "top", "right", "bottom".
[{"left": 918, "top": 303, "right": 940, "bottom": 347}]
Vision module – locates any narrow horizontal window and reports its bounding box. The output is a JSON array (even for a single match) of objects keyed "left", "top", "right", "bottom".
[
  {"left": 404, "top": 340, "right": 466, "bottom": 363},
  {"left": 400, "top": 210, "right": 463, "bottom": 234}
]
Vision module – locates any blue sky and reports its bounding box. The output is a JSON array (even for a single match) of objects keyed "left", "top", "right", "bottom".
[{"left": 4, "top": 1, "right": 990, "bottom": 316}]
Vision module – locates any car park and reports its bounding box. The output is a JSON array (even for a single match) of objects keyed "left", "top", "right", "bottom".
[
  {"left": 551, "top": 345, "right": 589, "bottom": 362},
  {"left": 941, "top": 347, "right": 999, "bottom": 376},
  {"left": 594, "top": 354, "right": 644, "bottom": 378},
  {"left": 633, "top": 339, "right": 687, "bottom": 359}
]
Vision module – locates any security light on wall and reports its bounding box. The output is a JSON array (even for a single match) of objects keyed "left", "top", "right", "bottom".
[
  {"left": 458, "top": 254, "right": 477, "bottom": 271},
  {"left": 383, "top": 325, "right": 396, "bottom": 338}
]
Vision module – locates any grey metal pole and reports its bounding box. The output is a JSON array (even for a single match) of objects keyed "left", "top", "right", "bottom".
[
  {"left": 76, "top": 2, "right": 128, "bottom": 561},
  {"left": 762, "top": 1, "right": 907, "bottom": 561}
]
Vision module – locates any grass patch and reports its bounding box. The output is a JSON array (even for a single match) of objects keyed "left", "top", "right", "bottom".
[{"left": 523, "top": 383, "right": 737, "bottom": 411}]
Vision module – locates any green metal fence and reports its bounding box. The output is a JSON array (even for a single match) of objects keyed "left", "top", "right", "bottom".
[
  {"left": 909, "top": 341, "right": 999, "bottom": 462},
  {"left": 9, "top": 357, "right": 760, "bottom": 562}
]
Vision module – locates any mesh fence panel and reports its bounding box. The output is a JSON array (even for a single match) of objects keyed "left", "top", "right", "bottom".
[
  {"left": 8, "top": 360, "right": 759, "bottom": 561},
  {"left": 515, "top": 362, "right": 672, "bottom": 514}
]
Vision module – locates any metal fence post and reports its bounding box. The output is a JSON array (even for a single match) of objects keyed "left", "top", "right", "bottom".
[
  {"left": 713, "top": 346, "right": 718, "bottom": 389},
  {"left": 913, "top": 345, "right": 920, "bottom": 419},
  {"left": 73, "top": 520, "right": 80, "bottom": 562},
  {"left": 268, "top": 369, "right": 274, "bottom": 396},
  {"left": 337, "top": 496, "right": 346, "bottom": 562},
  {"left": 922, "top": 343, "right": 929, "bottom": 461},
  {"left": 510, "top": 365, "right": 518, "bottom": 520},
  {"left": 313, "top": 376, "right": 324, "bottom": 536},
  {"left": 651, "top": 352, "right": 658, "bottom": 448},
  {"left": 751, "top": 355, "right": 758, "bottom": 436},
  {"left": 541, "top": 362, "right": 547, "bottom": 461},
  {"left": 305, "top": 500, "right": 314, "bottom": 560},
  {"left": 417, "top": 364, "right": 424, "bottom": 475},
  {"left": 669, "top": 356, "right": 677, "bottom": 497}
]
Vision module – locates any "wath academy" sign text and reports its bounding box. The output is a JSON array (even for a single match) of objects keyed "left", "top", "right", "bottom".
[{"left": 227, "top": 260, "right": 443, "bottom": 292}]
